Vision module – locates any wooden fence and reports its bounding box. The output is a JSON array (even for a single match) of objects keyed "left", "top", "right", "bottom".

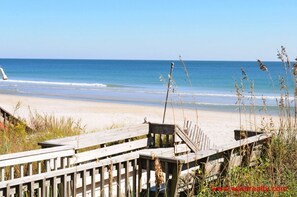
[{"left": 0, "top": 122, "right": 272, "bottom": 197}]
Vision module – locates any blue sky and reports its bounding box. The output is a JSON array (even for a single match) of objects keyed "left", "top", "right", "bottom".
[{"left": 0, "top": 1, "right": 296, "bottom": 60}]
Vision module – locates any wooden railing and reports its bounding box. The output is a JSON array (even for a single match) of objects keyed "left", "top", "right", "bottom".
[
  {"left": 0, "top": 106, "right": 33, "bottom": 132},
  {"left": 0, "top": 123, "right": 272, "bottom": 196}
]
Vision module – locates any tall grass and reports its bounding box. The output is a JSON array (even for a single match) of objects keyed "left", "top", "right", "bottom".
[
  {"left": 0, "top": 110, "right": 85, "bottom": 154},
  {"left": 190, "top": 47, "right": 297, "bottom": 196}
]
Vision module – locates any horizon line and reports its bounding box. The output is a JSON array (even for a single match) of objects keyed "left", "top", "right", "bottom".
[{"left": 0, "top": 57, "right": 280, "bottom": 62}]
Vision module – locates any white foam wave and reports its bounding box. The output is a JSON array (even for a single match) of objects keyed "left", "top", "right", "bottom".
[{"left": 2, "top": 79, "right": 107, "bottom": 88}]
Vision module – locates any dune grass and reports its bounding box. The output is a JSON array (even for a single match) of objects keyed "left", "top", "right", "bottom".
[
  {"left": 190, "top": 47, "right": 297, "bottom": 196},
  {"left": 0, "top": 111, "right": 84, "bottom": 154}
]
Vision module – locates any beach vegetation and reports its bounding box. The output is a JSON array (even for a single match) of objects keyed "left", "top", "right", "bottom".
[
  {"left": 0, "top": 110, "right": 85, "bottom": 154},
  {"left": 186, "top": 46, "right": 297, "bottom": 196}
]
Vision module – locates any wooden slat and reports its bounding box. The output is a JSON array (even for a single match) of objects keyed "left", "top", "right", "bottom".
[
  {"left": 82, "top": 170, "right": 86, "bottom": 197},
  {"left": 52, "top": 177, "right": 57, "bottom": 197},
  {"left": 75, "top": 138, "right": 148, "bottom": 163},
  {"left": 125, "top": 161, "right": 129, "bottom": 196},
  {"left": 0, "top": 167, "right": 4, "bottom": 181},
  {"left": 62, "top": 174, "right": 67, "bottom": 197},
  {"left": 0, "top": 152, "right": 140, "bottom": 188},
  {"left": 174, "top": 144, "right": 191, "bottom": 154},
  {"left": 72, "top": 173, "right": 77, "bottom": 197},
  {"left": 116, "top": 163, "right": 121, "bottom": 197},
  {"left": 91, "top": 168, "right": 96, "bottom": 197},
  {"left": 39, "top": 124, "right": 149, "bottom": 149},
  {"left": 176, "top": 126, "right": 197, "bottom": 152},
  {"left": 132, "top": 159, "right": 137, "bottom": 196},
  {"left": 176, "top": 133, "right": 272, "bottom": 163},
  {"left": 149, "top": 123, "right": 175, "bottom": 135},
  {"left": 100, "top": 166, "right": 105, "bottom": 197},
  {"left": 146, "top": 160, "right": 150, "bottom": 197},
  {"left": 108, "top": 164, "right": 113, "bottom": 197},
  {"left": 0, "top": 146, "right": 74, "bottom": 168}
]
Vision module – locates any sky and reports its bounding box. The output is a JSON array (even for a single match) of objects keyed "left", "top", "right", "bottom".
[{"left": 0, "top": 1, "right": 296, "bottom": 61}]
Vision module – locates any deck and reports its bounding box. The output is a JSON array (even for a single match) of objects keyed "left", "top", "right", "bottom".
[{"left": 0, "top": 108, "right": 272, "bottom": 196}]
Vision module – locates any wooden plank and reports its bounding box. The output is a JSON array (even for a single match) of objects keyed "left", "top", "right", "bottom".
[
  {"left": 132, "top": 159, "right": 137, "bottom": 197},
  {"left": 0, "top": 152, "right": 140, "bottom": 188},
  {"left": 137, "top": 148, "right": 174, "bottom": 158},
  {"left": 138, "top": 159, "right": 142, "bottom": 194},
  {"left": 75, "top": 138, "right": 148, "bottom": 163},
  {"left": 194, "top": 127, "right": 199, "bottom": 144},
  {"left": 168, "top": 162, "right": 183, "bottom": 197},
  {"left": 146, "top": 160, "right": 150, "bottom": 197},
  {"left": 10, "top": 166, "right": 14, "bottom": 179},
  {"left": 174, "top": 134, "right": 183, "bottom": 143},
  {"left": 0, "top": 146, "right": 74, "bottom": 167},
  {"left": 41, "top": 179, "right": 46, "bottom": 197},
  {"left": 108, "top": 164, "right": 113, "bottom": 197},
  {"left": 62, "top": 174, "right": 67, "bottom": 197},
  {"left": 72, "top": 173, "right": 77, "bottom": 197},
  {"left": 149, "top": 123, "right": 175, "bottom": 135},
  {"left": 52, "top": 177, "right": 57, "bottom": 197},
  {"left": 176, "top": 133, "right": 272, "bottom": 163},
  {"left": 125, "top": 161, "right": 129, "bottom": 196},
  {"left": 174, "top": 144, "right": 191, "bottom": 154},
  {"left": 82, "top": 170, "right": 86, "bottom": 197},
  {"left": 176, "top": 126, "right": 197, "bottom": 152},
  {"left": 0, "top": 167, "right": 4, "bottom": 181},
  {"left": 139, "top": 154, "right": 185, "bottom": 166},
  {"left": 6, "top": 185, "right": 10, "bottom": 197},
  {"left": 116, "top": 163, "right": 122, "bottom": 197},
  {"left": 100, "top": 166, "right": 105, "bottom": 197},
  {"left": 29, "top": 181, "right": 34, "bottom": 197},
  {"left": 39, "top": 124, "right": 149, "bottom": 149},
  {"left": 91, "top": 168, "right": 96, "bottom": 197}
]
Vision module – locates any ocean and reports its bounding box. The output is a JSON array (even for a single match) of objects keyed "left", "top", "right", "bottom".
[{"left": 0, "top": 59, "right": 294, "bottom": 113}]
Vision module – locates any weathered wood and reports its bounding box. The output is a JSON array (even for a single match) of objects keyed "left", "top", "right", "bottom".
[
  {"left": 176, "top": 126, "right": 197, "bottom": 152},
  {"left": 146, "top": 159, "right": 150, "bottom": 196},
  {"left": 39, "top": 124, "right": 149, "bottom": 149},
  {"left": 0, "top": 122, "right": 272, "bottom": 197},
  {"left": 116, "top": 163, "right": 121, "bottom": 197},
  {"left": 125, "top": 161, "right": 129, "bottom": 196},
  {"left": 75, "top": 138, "right": 148, "bottom": 164},
  {"left": 234, "top": 130, "right": 264, "bottom": 140},
  {"left": 0, "top": 152, "right": 139, "bottom": 188},
  {"left": 174, "top": 144, "right": 191, "bottom": 154},
  {"left": 100, "top": 166, "right": 105, "bottom": 197},
  {"left": 149, "top": 123, "right": 175, "bottom": 135},
  {"left": 91, "top": 168, "right": 96, "bottom": 197},
  {"left": 0, "top": 146, "right": 74, "bottom": 168},
  {"left": 132, "top": 159, "right": 137, "bottom": 197},
  {"left": 168, "top": 162, "right": 183, "bottom": 197},
  {"left": 138, "top": 159, "right": 142, "bottom": 194},
  {"left": 62, "top": 174, "right": 67, "bottom": 197}
]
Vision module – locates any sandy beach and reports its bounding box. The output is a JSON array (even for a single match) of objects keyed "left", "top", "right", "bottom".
[{"left": 0, "top": 93, "right": 244, "bottom": 146}]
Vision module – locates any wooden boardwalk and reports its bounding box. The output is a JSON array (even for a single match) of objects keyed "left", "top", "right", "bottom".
[{"left": 0, "top": 115, "right": 272, "bottom": 196}]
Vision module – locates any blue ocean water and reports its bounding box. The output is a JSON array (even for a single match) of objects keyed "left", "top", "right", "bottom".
[{"left": 0, "top": 59, "right": 294, "bottom": 112}]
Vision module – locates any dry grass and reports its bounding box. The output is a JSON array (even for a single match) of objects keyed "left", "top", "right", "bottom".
[
  {"left": 191, "top": 46, "right": 297, "bottom": 196},
  {"left": 0, "top": 110, "right": 85, "bottom": 154}
]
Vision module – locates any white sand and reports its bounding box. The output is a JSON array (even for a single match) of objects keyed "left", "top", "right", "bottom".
[{"left": 0, "top": 94, "right": 244, "bottom": 146}]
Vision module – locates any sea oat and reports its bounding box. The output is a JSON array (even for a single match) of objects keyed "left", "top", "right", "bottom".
[{"left": 152, "top": 154, "right": 164, "bottom": 188}]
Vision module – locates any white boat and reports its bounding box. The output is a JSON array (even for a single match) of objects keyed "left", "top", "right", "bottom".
[{"left": 0, "top": 67, "right": 8, "bottom": 80}]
